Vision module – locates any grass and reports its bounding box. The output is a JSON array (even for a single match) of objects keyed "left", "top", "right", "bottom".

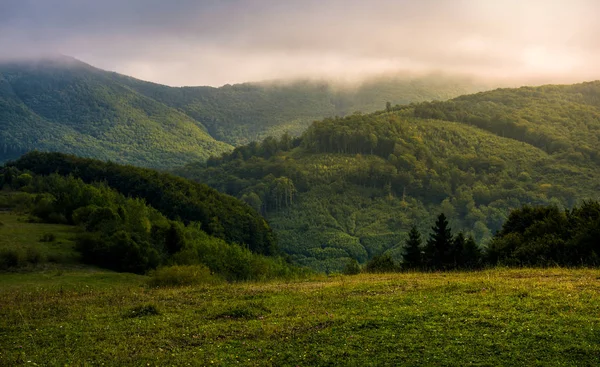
[
  {"left": 2, "top": 268, "right": 600, "bottom": 366},
  {"left": 0, "top": 212, "right": 80, "bottom": 268}
]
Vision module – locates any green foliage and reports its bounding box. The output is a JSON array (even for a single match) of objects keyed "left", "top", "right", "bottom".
[
  {"left": 487, "top": 201, "right": 600, "bottom": 267},
  {"left": 1, "top": 162, "right": 303, "bottom": 280},
  {"left": 461, "top": 236, "right": 482, "bottom": 269},
  {"left": 342, "top": 259, "right": 361, "bottom": 275},
  {"left": 123, "top": 72, "right": 487, "bottom": 147},
  {"left": 0, "top": 57, "right": 489, "bottom": 168},
  {"left": 0, "top": 57, "right": 231, "bottom": 168},
  {"left": 0, "top": 248, "right": 22, "bottom": 270},
  {"left": 402, "top": 226, "right": 423, "bottom": 269},
  {"left": 176, "top": 85, "right": 600, "bottom": 271},
  {"left": 364, "top": 254, "right": 400, "bottom": 273},
  {"left": 10, "top": 152, "right": 277, "bottom": 256},
  {"left": 413, "top": 82, "right": 600, "bottom": 163},
  {"left": 424, "top": 213, "right": 454, "bottom": 269}
]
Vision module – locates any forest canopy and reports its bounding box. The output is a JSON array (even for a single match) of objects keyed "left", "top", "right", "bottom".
[{"left": 176, "top": 81, "right": 600, "bottom": 271}]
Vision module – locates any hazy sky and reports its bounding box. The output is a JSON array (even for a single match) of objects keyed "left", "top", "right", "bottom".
[{"left": 1, "top": 0, "right": 599, "bottom": 86}]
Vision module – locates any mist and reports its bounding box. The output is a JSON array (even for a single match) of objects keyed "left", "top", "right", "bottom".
[{"left": 1, "top": 0, "right": 599, "bottom": 87}]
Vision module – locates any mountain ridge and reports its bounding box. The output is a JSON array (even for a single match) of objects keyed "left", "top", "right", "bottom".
[
  {"left": 174, "top": 81, "right": 600, "bottom": 271},
  {"left": 0, "top": 56, "right": 490, "bottom": 167}
]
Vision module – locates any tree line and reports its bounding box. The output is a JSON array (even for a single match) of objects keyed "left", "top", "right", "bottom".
[
  {"left": 0, "top": 165, "right": 304, "bottom": 280},
  {"left": 362, "top": 200, "right": 600, "bottom": 273},
  {"left": 8, "top": 152, "right": 277, "bottom": 256}
]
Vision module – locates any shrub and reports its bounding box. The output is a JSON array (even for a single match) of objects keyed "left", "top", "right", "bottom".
[
  {"left": 25, "top": 247, "right": 45, "bottom": 265},
  {"left": 365, "top": 254, "right": 400, "bottom": 273},
  {"left": 47, "top": 253, "right": 68, "bottom": 264},
  {"left": 0, "top": 248, "right": 23, "bottom": 270},
  {"left": 148, "top": 265, "right": 220, "bottom": 288},
  {"left": 342, "top": 259, "right": 361, "bottom": 275},
  {"left": 76, "top": 231, "right": 160, "bottom": 274}
]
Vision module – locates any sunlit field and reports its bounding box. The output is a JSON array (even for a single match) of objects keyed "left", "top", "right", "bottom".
[{"left": 2, "top": 268, "right": 599, "bottom": 366}]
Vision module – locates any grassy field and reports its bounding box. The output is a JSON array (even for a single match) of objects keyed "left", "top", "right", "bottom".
[
  {"left": 1, "top": 268, "right": 600, "bottom": 366},
  {"left": 0, "top": 212, "right": 80, "bottom": 268}
]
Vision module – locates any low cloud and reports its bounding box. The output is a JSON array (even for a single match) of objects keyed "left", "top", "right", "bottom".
[{"left": 1, "top": 0, "right": 599, "bottom": 86}]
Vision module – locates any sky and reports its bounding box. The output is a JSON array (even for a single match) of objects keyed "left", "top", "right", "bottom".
[{"left": 1, "top": 0, "right": 599, "bottom": 86}]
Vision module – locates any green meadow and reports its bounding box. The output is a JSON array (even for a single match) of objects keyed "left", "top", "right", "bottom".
[{"left": 2, "top": 267, "right": 600, "bottom": 366}]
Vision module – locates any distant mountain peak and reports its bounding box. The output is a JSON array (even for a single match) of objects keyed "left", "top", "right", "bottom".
[{"left": 0, "top": 54, "right": 92, "bottom": 70}]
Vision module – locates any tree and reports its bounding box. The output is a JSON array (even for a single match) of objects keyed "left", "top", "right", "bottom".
[
  {"left": 424, "top": 213, "right": 454, "bottom": 270},
  {"left": 386, "top": 101, "right": 392, "bottom": 112},
  {"left": 365, "top": 254, "right": 399, "bottom": 273},
  {"left": 342, "top": 259, "right": 361, "bottom": 275},
  {"left": 451, "top": 232, "right": 466, "bottom": 269},
  {"left": 461, "top": 236, "right": 481, "bottom": 269},
  {"left": 402, "top": 226, "right": 422, "bottom": 269}
]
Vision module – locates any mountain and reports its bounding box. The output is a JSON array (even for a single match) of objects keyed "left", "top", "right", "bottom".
[
  {"left": 0, "top": 56, "right": 231, "bottom": 168},
  {"left": 120, "top": 72, "right": 490, "bottom": 146},
  {"left": 0, "top": 56, "right": 488, "bottom": 168},
  {"left": 174, "top": 81, "right": 600, "bottom": 272}
]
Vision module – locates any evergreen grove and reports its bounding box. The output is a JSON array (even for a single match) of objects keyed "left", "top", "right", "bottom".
[{"left": 366, "top": 203, "right": 600, "bottom": 273}]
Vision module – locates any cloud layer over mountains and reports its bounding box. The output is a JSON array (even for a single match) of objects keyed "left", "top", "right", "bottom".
[{"left": 2, "top": 0, "right": 599, "bottom": 86}]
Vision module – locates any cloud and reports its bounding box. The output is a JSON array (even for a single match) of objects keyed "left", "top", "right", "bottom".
[{"left": 1, "top": 0, "right": 599, "bottom": 86}]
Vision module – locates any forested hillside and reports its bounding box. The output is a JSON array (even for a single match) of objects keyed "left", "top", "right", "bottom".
[
  {"left": 0, "top": 56, "right": 487, "bottom": 168},
  {"left": 0, "top": 56, "right": 231, "bottom": 168},
  {"left": 414, "top": 82, "right": 600, "bottom": 163},
  {"left": 1, "top": 153, "right": 300, "bottom": 280},
  {"left": 121, "top": 73, "right": 488, "bottom": 146},
  {"left": 176, "top": 82, "right": 600, "bottom": 271}
]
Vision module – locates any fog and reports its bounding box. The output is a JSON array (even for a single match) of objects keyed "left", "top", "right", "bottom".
[{"left": 1, "top": 0, "right": 599, "bottom": 87}]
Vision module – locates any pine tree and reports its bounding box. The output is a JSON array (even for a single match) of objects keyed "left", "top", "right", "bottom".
[
  {"left": 451, "top": 232, "right": 466, "bottom": 269},
  {"left": 402, "top": 226, "right": 423, "bottom": 269},
  {"left": 424, "top": 213, "right": 454, "bottom": 270},
  {"left": 461, "top": 236, "right": 481, "bottom": 269}
]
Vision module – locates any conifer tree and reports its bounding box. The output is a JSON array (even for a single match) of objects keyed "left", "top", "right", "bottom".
[
  {"left": 451, "top": 232, "right": 466, "bottom": 269},
  {"left": 461, "top": 235, "right": 481, "bottom": 269},
  {"left": 424, "top": 213, "right": 454, "bottom": 270},
  {"left": 402, "top": 225, "right": 423, "bottom": 269}
]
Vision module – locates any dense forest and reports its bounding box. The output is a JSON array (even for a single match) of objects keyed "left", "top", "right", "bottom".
[
  {"left": 176, "top": 82, "right": 600, "bottom": 272},
  {"left": 121, "top": 72, "right": 489, "bottom": 146},
  {"left": 362, "top": 199, "right": 600, "bottom": 273},
  {"left": 8, "top": 152, "right": 277, "bottom": 256},
  {"left": 3, "top": 57, "right": 600, "bottom": 273},
  {"left": 0, "top": 56, "right": 487, "bottom": 167},
  {"left": 0, "top": 155, "right": 300, "bottom": 280},
  {"left": 0, "top": 57, "right": 231, "bottom": 168}
]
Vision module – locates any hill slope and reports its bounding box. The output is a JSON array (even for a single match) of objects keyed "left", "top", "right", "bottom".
[
  {"left": 121, "top": 73, "right": 489, "bottom": 146},
  {"left": 0, "top": 56, "right": 488, "bottom": 168},
  {"left": 0, "top": 56, "right": 231, "bottom": 168},
  {"left": 175, "top": 82, "right": 600, "bottom": 271}
]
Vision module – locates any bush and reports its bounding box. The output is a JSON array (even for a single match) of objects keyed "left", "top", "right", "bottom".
[
  {"left": 148, "top": 265, "right": 220, "bottom": 288},
  {"left": 365, "top": 254, "right": 400, "bottom": 273},
  {"left": 342, "top": 259, "right": 361, "bottom": 275},
  {"left": 25, "top": 247, "right": 45, "bottom": 265},
  {"left": 0, "top": 248, "right": 23, "bottom": 270},
  {"left": 76, "top": 231, "right": 160, "bottom": 274}
]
